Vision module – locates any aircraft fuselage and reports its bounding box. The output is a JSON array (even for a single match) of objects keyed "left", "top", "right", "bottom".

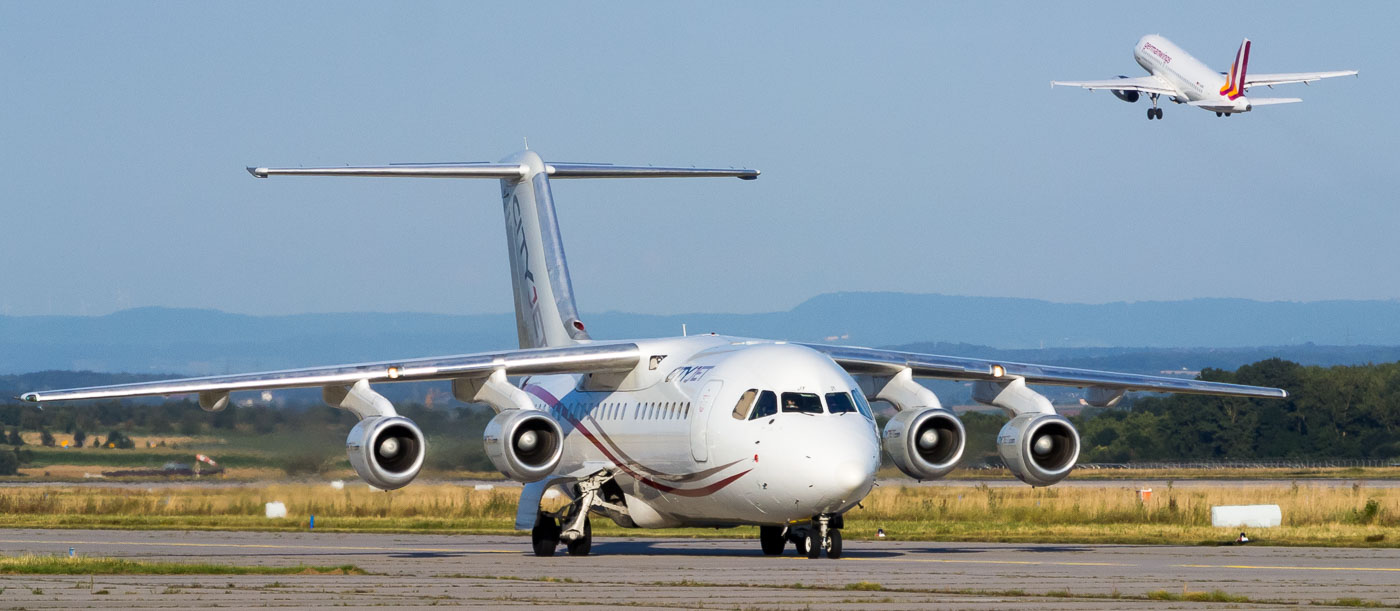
[
  {"left": 1134, "top": 35, "right": 1249, "bottom": 113},
  {"left": 521, "top": 335, "right": 881, "bottom": 528}
]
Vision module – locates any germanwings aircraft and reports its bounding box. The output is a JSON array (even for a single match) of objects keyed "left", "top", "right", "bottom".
[
  {"left": 1053, "top": 35, "right": 1357, "bottom": 119},
  {"left": 19, "top": 151, "right": 1286, "bottom": 559}
]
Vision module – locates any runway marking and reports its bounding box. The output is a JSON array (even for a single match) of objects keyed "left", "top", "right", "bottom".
[
  {"left": 834, "top": 557, "right": 1135, "bottom": 568},
  {"left": 0, "top": 538, "right": 518, "bottom": 555},
  {"left": 1177, "top": 563, "right": 1400, "bottom": 573}
]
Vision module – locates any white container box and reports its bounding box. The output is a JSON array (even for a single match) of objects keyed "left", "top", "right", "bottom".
[
  {"left": 265, "top": 501, "right": 288, "bottom": 519},
  {"left": 1211, "top": 504, "right": 1282, "bottom": 528}
]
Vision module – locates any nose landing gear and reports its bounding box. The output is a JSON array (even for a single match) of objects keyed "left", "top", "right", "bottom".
[{"left": 776, "top": 514, "right": 844, "bottom": 559}]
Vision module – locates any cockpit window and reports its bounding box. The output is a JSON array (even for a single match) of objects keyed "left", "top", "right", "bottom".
[
  {"left": 732, "top": 389, "right": 758, "bottom": 420},
  {"left": 749, "top": 390, "right": 778, "bottom": 420},
  {"left": 852, "top": 389, "right": 875, "bottom": 419},
  {"left": 781, "top": 392, "right": 823, "bottom": 414},
  {"left": 826, "top": 392, "right": 858, "bottom": 414}
]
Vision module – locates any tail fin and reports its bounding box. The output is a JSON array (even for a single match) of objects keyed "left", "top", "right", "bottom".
[
  {"left": 1220, "top": 38, "right": 1251, "bottom": 99},
  {"left": 250, "top": 151, "right": 758, "bottom": 349}
]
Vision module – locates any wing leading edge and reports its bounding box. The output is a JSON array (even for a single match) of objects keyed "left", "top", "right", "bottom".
[
  {"left": 1051, "top": 75, "right": 1177, "bottom": 96},
  {"left": 802, "top": 343, "right": 1287, "bottom": 399},
  {"left": 18, "top": 343, "right": 641, "bottom": 404},
  {"left": 1245, "top": 70, "right": 1358, "bottom": 89}
]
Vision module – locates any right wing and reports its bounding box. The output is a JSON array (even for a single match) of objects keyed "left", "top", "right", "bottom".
[
  {"left": 1051, "top": 75, "right": 1177, "bottom": 96},
  {"left": 18, "top": 343, "right": 640, "bottom": 404},
  {"left": 1245, "top": 70, "right": 1358, "bottom": 89}
]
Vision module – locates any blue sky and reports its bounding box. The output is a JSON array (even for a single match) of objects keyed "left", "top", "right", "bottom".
[{"left": 1, "top": 1, "right": 1392, "bottom": 317}]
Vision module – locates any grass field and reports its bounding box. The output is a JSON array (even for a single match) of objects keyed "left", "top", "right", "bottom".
[
  {"left": 0, "top": 480, "right": 1394, "bottom": 547},
  {"left": 0, "top": 554, "right": 362, "bottom": 575}
]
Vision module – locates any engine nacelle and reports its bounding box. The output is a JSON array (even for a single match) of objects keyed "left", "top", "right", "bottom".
[
  {"left": 483, "top": 409, "right": 564, "bottom": 482},
  {"left": 996, "top": 413, "right": 1080, "bottom": 487},
  {"left": 346, "top": 415, "right": 426, "bottom": 490},
  {"left": 1111, "top": 75, "right": 1139, "bottom": 103},
  {"left": 881, "top": 407, "right": 966, "bottom": 480}
]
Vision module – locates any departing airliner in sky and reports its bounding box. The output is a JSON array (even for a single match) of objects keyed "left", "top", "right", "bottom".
[
  {"left": 1053, "top": 35, "right": 1357, "bottom": 119},
  {"left": 20, "top": 151, "right": 1286, "bottom": 558}
]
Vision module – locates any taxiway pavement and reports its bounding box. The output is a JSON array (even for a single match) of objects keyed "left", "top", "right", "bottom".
[{"left": 0, "top": 529, "right": 1395, "bottom": 609}]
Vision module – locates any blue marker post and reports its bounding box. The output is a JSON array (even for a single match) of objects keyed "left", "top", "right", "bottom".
[{"left": 309, "top": 515, "right": 315, "bottom": 530}]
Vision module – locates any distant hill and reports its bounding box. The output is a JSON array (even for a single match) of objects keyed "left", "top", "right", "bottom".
[{"left": 3, "top": 292, "right": 1399, "bottom": 375}]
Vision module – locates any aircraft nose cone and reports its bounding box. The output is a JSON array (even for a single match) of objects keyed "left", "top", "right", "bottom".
[{"left": 832, "top": 461, "right": 868, "bottom": 496}]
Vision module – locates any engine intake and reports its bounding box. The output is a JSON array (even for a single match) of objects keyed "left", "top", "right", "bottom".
[
  {"left": 881, "top": 407, "right": 966, "bottom": 480},
  {"left": 346, "top": 415, "right": 426, "bottom": 490},
  {"left": 483, "top": 409, "right": 564, "bottom": 482},
  {"left": 997, "top": 413, "right": 1079, "bottom": 486}
]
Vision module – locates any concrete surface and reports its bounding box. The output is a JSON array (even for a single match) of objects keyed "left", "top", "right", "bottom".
[{"left": 0, "top": 529, "right": 1396, "bottom": 609}]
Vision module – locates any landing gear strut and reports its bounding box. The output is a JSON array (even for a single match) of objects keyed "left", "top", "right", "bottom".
[
  {"left": 532, "top": 470, "right": 618, "bottom": 557},
  {"left": 784, "top": 515, "right": 843, "bottom": 559},
  {"left": 1147, "top": 94, "right": 1163, "bottom": 120}
]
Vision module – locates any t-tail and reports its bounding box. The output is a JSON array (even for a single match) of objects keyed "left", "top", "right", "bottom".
[
  {"left": 248, "top": 152, "right": 758, "bottom": 349},
  {"left": 1220, "top": 38, "right": 1251, "bottom": 100}
]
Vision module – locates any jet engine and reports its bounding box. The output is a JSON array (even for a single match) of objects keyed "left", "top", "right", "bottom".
[
  {"left": 483, "top": 409, "right": 564, "bottom": 482},
  {"left": 996, "top": 413, "right": 1079, "bottom": 486},
  {"left": 346, "top": 415, "right": 426, "bottom": 490},
  {"left": 881, "top": 407, "right": 966, "bottom": 480},
  {"left": 1111, "top": 76, "right": 1139, "bottom": 102}
]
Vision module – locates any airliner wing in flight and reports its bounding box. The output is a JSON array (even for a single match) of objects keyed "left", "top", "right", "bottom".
[
  {"left": 1245, "top": 70, "right": 1358, "bottom": 89},
  {"left": 1050, "top": 75, "right": 1176, "bottom": 96},
  {"left": 803, "top": 344, "right": 1287, "bottom": 399},
  {"left": 18, "top": 343, "right": 640, "bottom": 404}
]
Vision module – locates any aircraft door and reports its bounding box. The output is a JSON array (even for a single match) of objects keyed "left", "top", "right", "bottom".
[{"left": 691, "top": 380, "right": 723, "bottom": 462}]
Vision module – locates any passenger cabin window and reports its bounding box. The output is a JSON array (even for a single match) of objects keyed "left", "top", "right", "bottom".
[
  {"left": 826, "top": 392, "right": 858, "bottom": 414},
  {"left": 749, "top": 390, "right": 778, "bottom": 420},
  {"left": 732, "top": 389, "right": 758, "bottom": 420},
  {"left": 781, "top": 392, "right": 823, "bottom": 414}
]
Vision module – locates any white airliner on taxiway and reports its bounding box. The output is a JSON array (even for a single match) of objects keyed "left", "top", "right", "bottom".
[
  {"left": 20, "top": 151, "right": 1286, "bottom": 559},
  {"left": 1053, "top": 35, "right": 1357, "bottom": 119}
]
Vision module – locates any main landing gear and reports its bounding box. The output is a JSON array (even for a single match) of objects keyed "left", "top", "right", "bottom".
[
  {"left": 763, "top": 514, "right": 844, "bottom": 559},
  {"left": 1215, "top": 112, "right": 1232, "bottom": 117},
  {"left": 1146, "top": 93, "right": 1163, "bottom": 120},
  {"left": 532, "top": 470, "right": 616, "bottom": 557}
]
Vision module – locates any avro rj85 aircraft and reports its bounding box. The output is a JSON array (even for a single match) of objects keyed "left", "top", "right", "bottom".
[
  {"left": 1053, "top": 35, "right": 1357, "bottom": 119},
  {"left": 20, "top": 151, "right": 1286, "bottom": 559}
]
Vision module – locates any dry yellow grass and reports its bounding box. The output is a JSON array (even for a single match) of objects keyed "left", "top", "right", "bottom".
[
  {"left": 17, "top": 432, "right": 221, "bottom": 448},
  {"left": 0, "top": 480, "right": 1394, "bottom": 546},
  {"left": 845, "top": 482, "right": 1398, "bottom": 546}
]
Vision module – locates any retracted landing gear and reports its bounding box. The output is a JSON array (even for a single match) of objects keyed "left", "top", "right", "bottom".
[
  {"left": 1147, "top": 94, "right": 1163, "bottom": 120},
  {"left": 531, "top": 470, "right": 620, "bottom": 557},
  {"left": 784, "top": 514, "right": 844, "bottom": 559}
]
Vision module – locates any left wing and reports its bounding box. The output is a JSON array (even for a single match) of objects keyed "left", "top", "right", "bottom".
[
  {"left": 1245, "top": 70, "right": 1358, "bottom": 89},
  {"left": 802, "top": 343, "right": 1286, "bottom": 399},
  {"left": 1051, "top": 75, "right": 1177, "bottom": 96},
  {"left": 18, "top": 342, "right": 640, "bottom": 404}
]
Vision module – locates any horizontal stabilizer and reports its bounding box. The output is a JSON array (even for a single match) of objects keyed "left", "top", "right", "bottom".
[
  {"left": 249, "top": 161, "right": 759, "bottom": 180},
  {"left": 547, "top": 163, "right": 758, "bottom": 180},
  {"left": 1247, "top": 97, "right": 1303, "bottom": 106},
  {"left": 248, "top": 164, "right": 526, "bottom": 179}
]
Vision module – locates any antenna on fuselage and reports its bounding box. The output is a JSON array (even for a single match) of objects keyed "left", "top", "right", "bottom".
[{"left": 682, "top": 323, "right": 687, "bottom": 337}]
